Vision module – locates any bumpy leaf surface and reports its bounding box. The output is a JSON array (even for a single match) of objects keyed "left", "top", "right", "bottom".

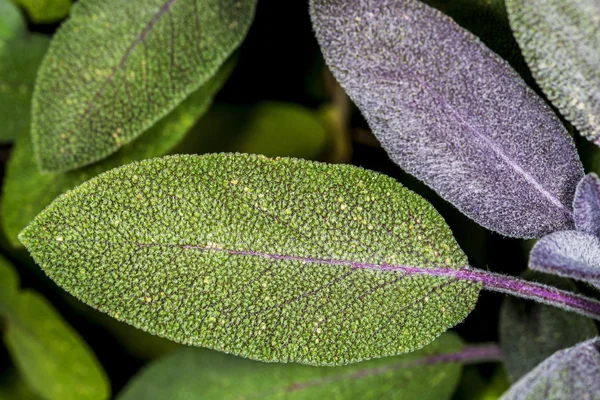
[
  {"left": 0, "top": 256, "right": 110, "bottom": 400},
  {"left": 506, "top": 0, "right": 600, "bottom": 146},
  {"left": 2, "top": 61, "right": 233, "bottom": 247},
  {"left": 499, "top": 272, "right": 598, "bottom": 382},
  {"left": 310, "top": 0, "right": 583, "bottom": 238},
  {"left": 500, "top": 337, "right": 600, "bottom": 399},
  {"left": 32, "top": 0, "right": 256, "bottom": 172},
  {"left": 13, "top": 0, "right": 72, "bottom": 23},
  {"left": 529, "top": 230, "right": 600, "bottom": 289},
  {"left": 20, "top": 154, "right": 480, "bottom": 365},
  {"left": 573, "top": 173, "right": 600, "bottom": 237},
  {"left": 0, "top": 34, "right": 49, "bottom": 141},
  {"left": 117, "top": 333, "right": 463, "bottom": 400}
]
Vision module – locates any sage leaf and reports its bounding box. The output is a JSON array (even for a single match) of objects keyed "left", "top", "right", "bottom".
[
  {"left": 0, "top": 0, "right": 25, "bottom": 39},
  {"left": 117, "top": 332, "right": 463, "bottom": 400},
  {"left": 506, "top": 0, "right": 600, "bottom": 147},
  {"left": 573, "top": 173, "right": 600, "bottom": 237},
  {"left": 500, "top": 337, "right": 600, "bottom": 400},
  {"left": 0, "top": 256, "right": 110, "bottom": 400},
  {"left": 32, "top": 0, "right": 256, "bottom": 172},
  {"left": 2, "top": 59, "right": 233, "bottom": 248},
  {"left": 0, "top": 34, "right": 49, "bottom": 142},
  {"left": 310, "top": 0, "right": 583, "bottom": 238},
  {"left": 0, "top": 370, "right": 43, "bottom": 400},
  {"left": 12, "top": 0, "right": 72, "bottom": 23},
  {"left": 499, "top": 272, "right": 599, "bottom": 382},
  {"left": 529, "top": 230, "right": 600, "bottom": 289},
  {"left": 19, "top": 154, "right": 480, "bottom": 365}
]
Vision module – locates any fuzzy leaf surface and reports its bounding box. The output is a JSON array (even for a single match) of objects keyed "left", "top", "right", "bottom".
[
  {"left": 2, "top": 60, "right": 233, "bottom": 247},
  {"left": 573, "top": 173, "right": 600, "bottom": 237},
  {"left": 12, "top": 0, "right": 72, "bottom": 23},
  {"left": 32, "top": 0, "right": 256, "bottom": 172},
  {"left": 0, "top": 34, "right": 49, "bottom": 141},
  {"left": 500, "top": 337, "right": 600, "bottom": 400},
  {"left": 506, "top": 0, "right": 600, "bottom": 146},
  {"left": 310, "top": 0, "right": 583, "bottom": 238},
  {"left": 0, "top": 256, "right": 110, "bottom": 400},
  {"left": 529, "top": 230, "right": 600, "bottom": 289},
  {"left": 117, "top": 333, "right": 463, "bottom": 400},
  {"left": 20, "top": 154, "right": 480, "bottom": 365},
  {"left": 499, "top": 272, "right": 599, "bottom": 382}
]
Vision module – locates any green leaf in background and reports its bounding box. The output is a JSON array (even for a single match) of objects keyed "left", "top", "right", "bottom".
[
  {"left": 1, "top": 59, "right": 234, "bottom": 248},
  {"left": 0, "top": 0, "right": 26, "bottom": 39},
  {"left": 499, "top": 272, "right": 598, "bottom": 382},
  {"left": 12, "top": 0, "right": 72, "bottom": 23},
  {"left": 506, "top": 0, "right": 600, "bottom": 146},
  {"left": 117, "top": 332, "right": 463, "bottom": 400},
  {"left": 0, "top": 370, "right": 43, "bottom": 400},
  {"left": 173, "top": 102, "right": 327, "bottom": 159},
  {"left": 0, "top": 256, "right": 110, "bottom": 400},
  {"left": 32, "top": 0, "right": 257, "bottom": 172},
  {"left": 19, "top": 154, "right": 480, "bottom": 365},
  {"left": 0, "top": 34, "right": 49, "bottom": 142}
]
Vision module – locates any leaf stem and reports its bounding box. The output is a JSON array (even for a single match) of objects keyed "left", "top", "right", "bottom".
[
  {"left": 455, "top": 268, "right": 600, "bottom": 321},
  {"left": 420, "top": 342, "right": 504, "bottom": 366}
]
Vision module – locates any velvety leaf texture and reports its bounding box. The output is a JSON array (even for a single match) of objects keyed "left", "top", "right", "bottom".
[
  {"left": 117, "top": 333, "right": 463, "bottom": 400},
  {"left": 310, "top": 0, "right": 583, "bottom": 238},
  {"left": 573, "top": 173, "right": 600, "bottom": 237},
  {"left": 19, "top": 154, "right": 480, "bottom": 365},
  {"left": 506, "top": 0, "right": 600, "bottom": 146},
  {"left": 0, "top": 34, "right": 50, "bottom": 142},
  {"left": 13, "top": 0, "right": 72, "bottom": 23},
  {"left": 500, "top": 337, "right": 600, "bottom": 400},
  {"left": 0, "top": 256, "right": 110, "bottom": 400},
  {"left": 32, "top": 0, "right": 256, "bottom": 172},
  {"left": 529, "top": 230, "right": 600, "bottom": 289},
  {"left": 2, "top": 60, "right": 233, "bottom": 248},
  {"left": 499, "top": 272, "right": 599, "bottom": 382}
]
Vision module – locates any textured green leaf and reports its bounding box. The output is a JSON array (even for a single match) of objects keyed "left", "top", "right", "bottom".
[
  {"left": 0, "top": 0, "right": 25, "bottom": 39},
  {"left": 499, "top": 272, "right": 598, "bottom": 382},
  {"left": 0, "top": 256, "right": 110, "bottom": 400},
  {"left": 506, "top": 0, "right": 600, "bottom": 146},
  {"left": 173, "top": 102, "right": 328, "bottom": 159},
  {"left": 0, "top": 34, "right": 49, "bottom": 142},
  {"left": 32, "top": 0, "right": 256, "bottom": 172},
  {"left": 19, "top": 154, "right": 480, "bottom": 365},
  {"left": 12, "top": 0, "right": 72, "bottom": 23},
  {"left": 117, "top": 332, "right": 463, "bottom": 400},
  {"left": 2, "top": 60, "right": 233, "bottom": 248}
]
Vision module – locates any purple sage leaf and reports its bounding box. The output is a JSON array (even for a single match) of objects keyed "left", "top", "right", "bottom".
[
  {"left": 529, "top": 230, "right": 600, "bottom": 289},
  {"left": 500, "top": 337, "right": 600, "bottom": 400},
  {"left": 574, "top": 173, "right": 600, "bottom": 237},
  {"left": 310, "top": 0, "right": 583, "bottom": 238}
]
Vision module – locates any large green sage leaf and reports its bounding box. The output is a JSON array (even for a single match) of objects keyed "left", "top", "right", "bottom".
[
  {"left": 2, "top": 60, "right": 233, "bottom": 248},
  {"left": 32, "top": 0, "right": 256, "bottom": 172},
  {"left": 506, "top": 0, "right": 600, "bottom": 146},
  {"left": 117, "top": 332, "right": 463, "bottom": 400},
  {"left": 12, "top": 0, "right": 72, "bottom": 23},
  {"left": 0, "top": 256, "right": 110, "bottom": 400},
  {"left": 19, "top": 154, "right": 480, "bottom": 365}
]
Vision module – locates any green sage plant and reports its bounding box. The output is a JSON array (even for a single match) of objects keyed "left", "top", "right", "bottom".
[{"left": 1, "top": 0, "right": 600, "bottom": 398}]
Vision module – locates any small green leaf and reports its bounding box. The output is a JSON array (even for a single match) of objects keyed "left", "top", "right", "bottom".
[
  {"left": 0, "top": 0, "right": 26, "bottom": 39},
  {"left": 499, "top": 272, "right": 598, "bottom": 382},
  {"left": 117, "top": 332, "right": 463, "bottom": 400},
  {"left": 0, "top": 256, "right": 110, "bottom": 400},
  {"left": 506, "top": 0, "right": 600, "bottom": 146},
  {"left": 32, "top": 0, "right": 257, "bottom": 172},
  {"left": 2, "top": 60, "right": 233, "bottom": 247},
  {"left": 174, "top": 102, "right": 328, "bottom": 159},
  {"left": 12, "top": 0, "right": 72, "bottom": 23},
  {"left": 0, "top": 34, "right": 49, "bottom": 142},
  {"left": 19, "top": 154, "right": 480, "bottom": 365}
]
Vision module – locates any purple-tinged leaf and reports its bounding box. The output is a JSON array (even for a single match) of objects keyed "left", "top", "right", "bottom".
[
  {"left": 529, "top": 230, "right": 600, "bottom": 289},
  {"left": 310, "top": 0, "right": 583, "bottom": 238},
  {"left": 574, "top": 173, "right": 600, "bottom": 237},
  {"left": 500, "top": 337, "right": 600, "bottom": 400}
]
